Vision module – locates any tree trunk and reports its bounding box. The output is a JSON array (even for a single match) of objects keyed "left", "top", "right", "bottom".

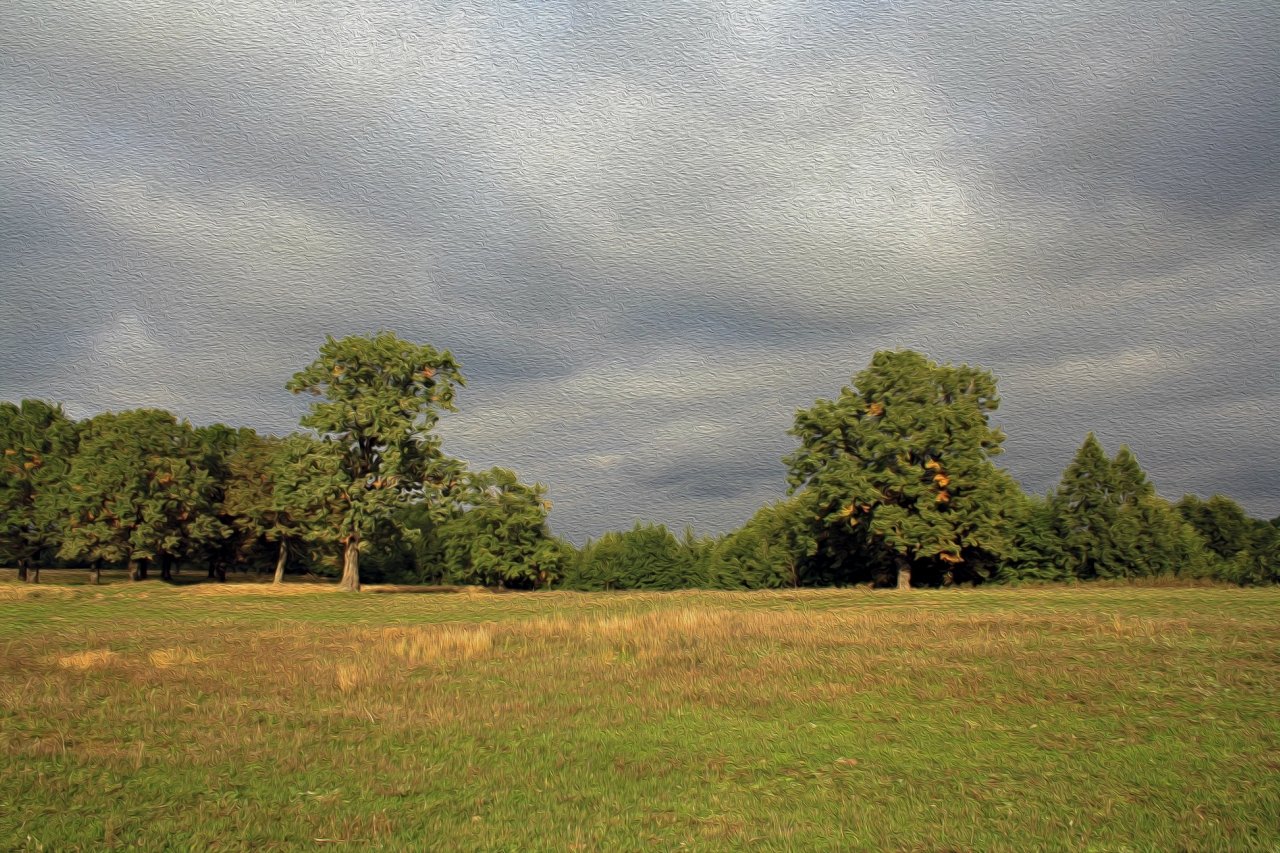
[
  {"left": 896, "top": 555, "right": 912, "bottom": 590},
  {"left": 129, "top": 558, "right": 142, "bottom": 581},
  {"left": 273, "top": 540, "right": 288, "bottom": 585},
  {"left": 160, "top": 556, "right": 173, "bottom": 583},
  {"left": 29, "top": 565, "right": 40, "bottom": 584},
  {"left": 91, "top": 560, "right": 102, "bottom": 585},
  {"left": 17, "top": 563, "right": 27, "bottom": 583},
  {"left": 340, "top": 536, "right": 360, "bottom": 592},
  {"left": 138, "top": 559, "right": 150, "bottom": 581}
]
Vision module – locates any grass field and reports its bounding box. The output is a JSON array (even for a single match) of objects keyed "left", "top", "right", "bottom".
[{"left": 2, "top": 576, "right": 1278, "bottom": 851}]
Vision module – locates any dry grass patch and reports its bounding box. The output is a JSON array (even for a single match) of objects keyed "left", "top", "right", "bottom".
[
  {"left": 0, "top": 584, "right": 75, "bottom": 602},
  {"left": 54, "top": 649, "right": 119, "bottom": 670},
  {"left": 384, "top": 623, "right": 496, "bottom": 665},
  {"left": 148, "top": 647, "right": 207, "bottom": 668},
  {"left": 175, "top": 582, "right": 337, "bottom": 597}
]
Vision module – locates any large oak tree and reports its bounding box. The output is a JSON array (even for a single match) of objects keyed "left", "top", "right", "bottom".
[
  {"left": 287, "top": 332, "right": 464, "bottom": 591},
  {"left": 784, "top": 349, "right": 1014, "bottom": 589}
]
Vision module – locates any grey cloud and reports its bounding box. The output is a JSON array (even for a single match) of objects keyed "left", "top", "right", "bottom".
[{"left": 2, "top": 0, "right": 1278, "bottom": 540}]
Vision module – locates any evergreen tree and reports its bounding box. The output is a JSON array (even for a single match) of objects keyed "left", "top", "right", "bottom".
[
  {"left": 1112, "top": 495, "right": 1213, "bottom": 579},
  {"left": 1177, "top": 495, "right": 1280, "bottom": 585},
  {"left": 997, "top": 493, "right": 1071, "bottom": 583},
  {"left": 564, "top": 523, "right": 706, "bottom": 590},
  {"left": 1111, "top": 445, "right": 1154, "bottom": 506},
  {"left": 1052, "top": 433, "right": 1121, "bottom": 579}
]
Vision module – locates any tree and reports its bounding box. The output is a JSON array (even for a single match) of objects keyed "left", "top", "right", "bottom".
[
  {"left": 54, "top": 410, "right": 226, "bottom": 581},
  {"left": 436, "top": 467, "right": 565, "bottom": 589},
  {"left": 186, "top": 424, "right": 254, "bottom": 582},
  {"left": 286, "top": 332, "right": 465, "bottom": 591},
  {"left": 1176, "top": 495, "right": 1256, "bottom": 562},
  {"left": 0, "top": 400, "right": 79, "bottom": 582},
  {"left": 784, "top": 350, "right": 1012, "bottom": 589},
  {"left": 996, "top": 492, "right": 1071, "bottom": 583},
  {"left": 1051, "top": 433, "right": 1120, "bottom": 579},
  {"left": 564, "top": 523, "right": 707, "bottom": 590},
  {"left": 708, "top": 497, "right": 817, "bottom": 589},
  {"left": 1177, "top": 495, "right": 1280, "bottom": 585},
  {"left": 223, "top": 433, "right": 315, "bottom": 584},
  {"left": 1111, "top": 445, "right": 1154, "bottom": 506},
  {"left": 268, "top": 433, "right": 349, "bottom": 578}
]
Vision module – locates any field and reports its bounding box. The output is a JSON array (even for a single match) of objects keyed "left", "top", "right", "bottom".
[{"left": 2, "top": 577, "right": 1278, "bottom": 851}]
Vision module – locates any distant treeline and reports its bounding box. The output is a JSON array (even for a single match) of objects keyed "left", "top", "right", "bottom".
[{"left": 2, "top": 336, "right": 1276, "bottom": 589}]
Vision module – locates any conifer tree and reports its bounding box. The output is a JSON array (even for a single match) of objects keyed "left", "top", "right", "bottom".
[
  {"left": 1052, "top": 433, "right": 1120, "bottom": 579},
  {"left": 1111, "top": 445, "right": 1154, "bottom": 506},
  {"left": 565, "top": 523, "right": 704, "bottom": 590}
]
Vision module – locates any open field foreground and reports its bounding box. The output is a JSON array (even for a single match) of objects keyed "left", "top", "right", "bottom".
[{"left": 2, "top": 581, "right": 1278, "bottom": 851}]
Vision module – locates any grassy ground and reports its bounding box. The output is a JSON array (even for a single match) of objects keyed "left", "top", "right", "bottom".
[{"left": 1, "top": 576, "right": 1277, "bottom": 851}]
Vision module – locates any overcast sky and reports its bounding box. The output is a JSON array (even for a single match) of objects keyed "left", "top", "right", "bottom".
[{"left": 2, "top": 0, "right": 1278, "bottom": 539}]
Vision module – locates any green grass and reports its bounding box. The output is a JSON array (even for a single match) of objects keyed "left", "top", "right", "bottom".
[{"left": 2, "top": 578, "right": 1278, "bottom": 851}]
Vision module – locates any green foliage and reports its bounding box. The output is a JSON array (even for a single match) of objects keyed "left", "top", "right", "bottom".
[
  {"left": 1051, "top": 433, "right": 1120, "bottom": 580},
  {"left": 994, "top": 493, "right": 1072, "bottom": 583},
  {"left": 1176, "top": 495, "right": 1256, "bottom": 561},
  {"left": 434, "top": 467, "right": 565, "bottom": 589},
  {"left": 1178, "top": 495, "right": 1280, "bottom": 585},
  {"left": 564, "top": 522, "right": 710, "bottom": 590},
  {"left": 0, "top": 400, "right": 79, "bottom": 575},
  {"left": 287, "top": 332, "right": 465, "bottom": 589},
  {"left": 785, "top": 350, "right": 1015, "bottom": 587},
  {"left": 187, "top": 424, "right": 256, "bottom": 575},
  {"left": 707, "top": 497, "right": 817, "bottom": 589},
  {"left": 268, "top": 433, "right": 347, "bottom": 556},
  {"left": 1051, "top": 440, "right": 1218, "bottom": 582},
  {"left": 53, "top": 410, "right": 226, "bottom": 571},
  {"left": 1111, "top": 495, "right": 1214, "bottom": 579},
  {"left": 223, "top": 432, "right": 324, "bottom": 579}
]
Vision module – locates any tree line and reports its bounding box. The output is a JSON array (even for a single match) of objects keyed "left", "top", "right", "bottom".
[{"left": 2, "top": 336, "right": 1276, "bottom": 590}]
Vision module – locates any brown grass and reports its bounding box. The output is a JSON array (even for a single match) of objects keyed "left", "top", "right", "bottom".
[
  {"left": 148, "top": 647, "right": 207, "bottom": 668},
  {"left": 54, "top": 649, "right": 119, "bottom": 670},
  {"left": 3, "top": 584, "right": 1277, "bottom": 850}
]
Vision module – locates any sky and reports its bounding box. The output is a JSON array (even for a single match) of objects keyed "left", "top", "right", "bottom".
[{"left": 2, "top": 0, "right": 1278, "bottom": 541}]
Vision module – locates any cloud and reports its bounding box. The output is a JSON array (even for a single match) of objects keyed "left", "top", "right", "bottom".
[{"left": 2, "top": 0, "right": 1278, "bottom": 539}]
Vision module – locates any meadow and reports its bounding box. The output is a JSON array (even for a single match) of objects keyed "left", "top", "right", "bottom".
[{"left": 2, "top": 577, "right": 1278, "bottom": 851}]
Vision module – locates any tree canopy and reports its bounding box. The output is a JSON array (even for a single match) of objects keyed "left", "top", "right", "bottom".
[
  {"left": 286, "top": 332, "right": 465, "bottom": 591},
  {"left": 784, "top": 350, "right": 1015, "bottom": 588}
]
